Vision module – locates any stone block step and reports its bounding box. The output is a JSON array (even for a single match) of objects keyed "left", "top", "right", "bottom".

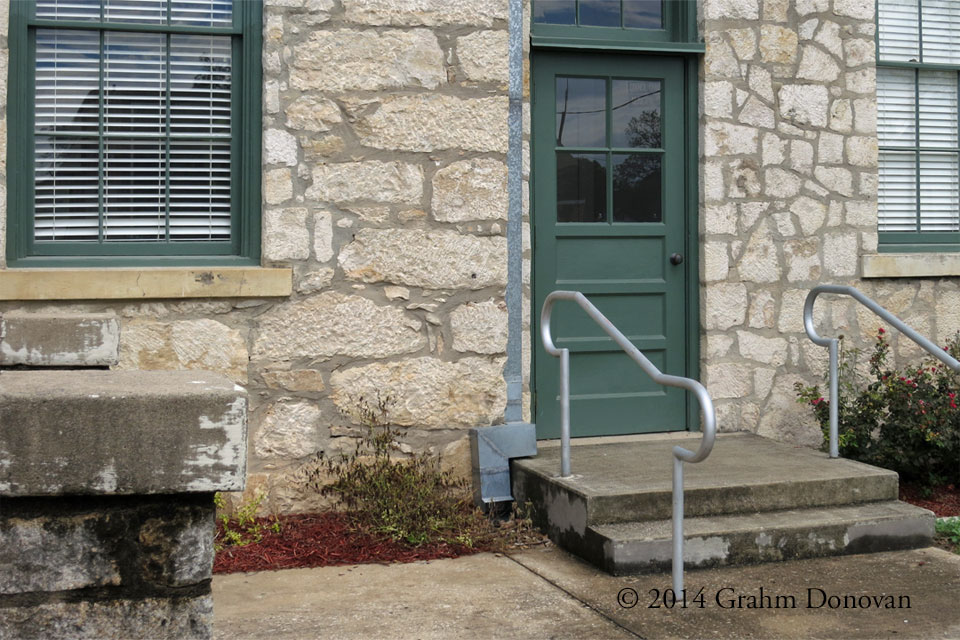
[
  {"left": 512, "top": 433, "right": 898, "bottom": 527},
  {"left": 586, "top": 501, "right": 934, "bottom": 576}
]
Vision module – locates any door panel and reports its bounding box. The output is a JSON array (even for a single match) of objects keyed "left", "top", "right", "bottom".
[{"left": 533, "top": 51, "right": 689, "bottom": 438}]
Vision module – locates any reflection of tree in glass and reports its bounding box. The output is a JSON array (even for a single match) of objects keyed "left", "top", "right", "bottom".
[{"left": 613, "top": 111, "right": 661, "bottom": 222}]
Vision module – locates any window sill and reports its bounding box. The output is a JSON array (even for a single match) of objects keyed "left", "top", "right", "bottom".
[
  {"left": 862, "top": 253, "right": 960, "bottom": 278},
  {"left": 0, "top": 267, "right": 293, "bottom": 300}
]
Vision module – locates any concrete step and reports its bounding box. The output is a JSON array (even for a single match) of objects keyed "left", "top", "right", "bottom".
[
  {"left": 586, "top": 501, "right": 935, "bottom": 576},
  {"left": 511, "top": 433, "right": 899, "bottom": 527}
]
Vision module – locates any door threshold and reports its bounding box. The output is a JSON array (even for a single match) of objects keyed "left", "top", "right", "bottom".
[{"left": 536, "top": 431, "right": 704, "bottom": 448}]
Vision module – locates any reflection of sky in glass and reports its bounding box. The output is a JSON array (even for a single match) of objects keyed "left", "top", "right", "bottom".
[
  {"left": 534, "top": 0, "right": 576, "bottom": 24},
  {"left": 580, "top": 0, "right": 620, "bottom": 26},
  {"left": 624, "top": 0, "right": 662, "bottom": 29},
  {"left": 611, "top": 79, "right": 661, "bottom": 148},
  {"left": 556, "top": 77, "right": 606, "bottom": 148}
]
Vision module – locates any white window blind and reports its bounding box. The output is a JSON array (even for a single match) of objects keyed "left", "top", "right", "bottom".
[
  {"left": 32, "top": 0, "right": 233, "bottom": 244},
  {"left": 877, "top": 0, "right": 960, "bottom": 236}
]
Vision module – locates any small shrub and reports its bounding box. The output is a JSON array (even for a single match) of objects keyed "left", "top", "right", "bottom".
[
  {"left": 796, "top": 328, "right": 960, "bottom": 489},
  {"left": 936, "top": 518, "right": 960, "bottom": 553},
  {"left": 308, "top": 395, "right": 493, "bottom": 548},
  {"left": 214, "top": 492, "right": 281, "bottom": 551}
]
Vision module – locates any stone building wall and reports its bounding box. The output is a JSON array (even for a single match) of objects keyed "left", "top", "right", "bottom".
[
  {"left": 0, "top": 0, "right": 525, "bottom": 514},
  {"left": 700, "top": 0, "right": 960, "bottom": 446}
]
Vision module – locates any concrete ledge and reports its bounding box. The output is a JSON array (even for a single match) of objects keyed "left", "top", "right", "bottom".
[
  {"left": 0, "top": 313, "right": 119, "bottom": 366},
  {"left": 0, "top": 267, "right": 292, "bottom": 300},
  {"left": 862, "top": 253, "right": 960, "bottom": 278},
  {"left": 0, "top": 371, "right": 247, "bottom": 496}
]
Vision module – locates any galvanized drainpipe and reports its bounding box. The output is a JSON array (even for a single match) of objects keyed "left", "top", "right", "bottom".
[{"left": 504, "top": 0, "right": 524, "bottom": 423}]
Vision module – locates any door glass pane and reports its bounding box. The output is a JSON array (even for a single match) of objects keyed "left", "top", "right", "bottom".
[
  {"left": 613, "top": 153, "right": 661, "bottom": 222},
  {"left": 557, "top": 152, "right": 607, "bottom": 222},
  {"left": 534, "top": 0, "right": 576, "bottom": 24},
  {"left": 579, "top": 0, "right": 620, "bottom": 26},
  {"left": 556, "top": 77, "right": 606, "bottom": 147},
  {"left": 611, "top": 79, "right": 661, "bottom": 148},
  {"left": 623, "top": 0, "right": 663, "bottom": 29}
]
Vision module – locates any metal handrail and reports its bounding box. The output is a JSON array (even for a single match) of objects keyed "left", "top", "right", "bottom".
[
  {"left": 804, "top": 284, "right": 960, "bottom": 458},
  {"left": 540, "top": 290, "right": 717, "bottom": 593}
]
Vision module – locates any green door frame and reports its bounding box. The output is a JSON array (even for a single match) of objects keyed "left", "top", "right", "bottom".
[{"left": 529, "top": 51, "right": 702, "bottom": 434}]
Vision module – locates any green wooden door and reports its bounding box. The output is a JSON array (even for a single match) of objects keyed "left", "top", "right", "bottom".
[{"left": 533, "top": 51, "right": 690, "bottom": 439}]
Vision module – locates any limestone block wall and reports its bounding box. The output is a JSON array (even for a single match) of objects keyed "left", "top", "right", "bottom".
[
  {"left": 0, "top": 0, "right": 527, "bottom": 514},
  {"left": 700, "top": 0, "right": 960, "bottom": 446}
]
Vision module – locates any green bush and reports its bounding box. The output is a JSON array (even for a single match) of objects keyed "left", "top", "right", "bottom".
[
  {"left": 936, "top": 518, "right": 960, "bottom": 553},
  {"left": 795, "top": 328, "right": 960, "bottom": 489}
]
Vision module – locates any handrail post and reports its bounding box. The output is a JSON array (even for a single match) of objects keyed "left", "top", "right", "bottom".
[
  {"left": 559, "top": 347, "right": 571, "bottom": 478},
  {"left": 828, "top": 338, "right": 839, "bottom": 458},
  {"left": 672, "top": 455, "right": 684, "bottom": 594}
]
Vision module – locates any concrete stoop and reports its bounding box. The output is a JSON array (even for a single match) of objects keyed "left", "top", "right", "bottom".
[{"left": 511, "top": 433, "right": 935, "bottom": 576}]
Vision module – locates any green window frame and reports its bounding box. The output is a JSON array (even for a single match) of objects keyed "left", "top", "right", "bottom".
[
  {"left": 5, "top": 0, "right": 262, "bottom": 267},
  {"left": 531, "top": 0, "right": 701, "bottom": 53},
  {"left": 876, "top": 0, "right": 960, "bottom": 252}
]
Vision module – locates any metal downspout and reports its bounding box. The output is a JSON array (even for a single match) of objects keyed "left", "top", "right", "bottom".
[{"left": 504, "top": 0, "right": 524, "bottom": 423}]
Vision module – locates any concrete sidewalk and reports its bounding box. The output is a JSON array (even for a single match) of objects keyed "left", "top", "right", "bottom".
[{"left": 214, "top": 546, "right": 960, "bottom": 639}]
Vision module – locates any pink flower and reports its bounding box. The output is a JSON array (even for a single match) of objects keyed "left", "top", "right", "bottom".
[{"left": 878, "top": 327, "right": 886, "bottom": 335}]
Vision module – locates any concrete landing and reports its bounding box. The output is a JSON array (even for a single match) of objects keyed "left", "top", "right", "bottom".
[{"left": 511, "top": 433, "right": 934, "bottom": 574}]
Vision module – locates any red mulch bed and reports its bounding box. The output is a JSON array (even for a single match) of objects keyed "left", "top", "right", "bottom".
[
  {"left": 213, "top": 512, "right": 493, "bottom": 575},
  {"left": 899, "top": 483, "right": 960, "bottom": 517}
]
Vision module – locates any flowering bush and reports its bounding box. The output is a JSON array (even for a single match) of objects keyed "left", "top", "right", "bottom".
[{"left": 795, "top": 328, "right": 960, "bottom": 489}]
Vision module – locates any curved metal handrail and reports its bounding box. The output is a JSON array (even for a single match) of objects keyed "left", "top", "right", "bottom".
[
  {"left": 804, "top": 284, "right": 960, "bottom": 457},
  {"left": 540, "top": 290, "right": 717, "bottom": 592}
]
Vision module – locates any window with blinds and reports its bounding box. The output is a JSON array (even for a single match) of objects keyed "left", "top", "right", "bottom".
[
  {"left": 7, "top": 0, "right": 262, "bottom": 265},
  {"left": 877, "top": 0, "right": 960, "bottom": 246}
]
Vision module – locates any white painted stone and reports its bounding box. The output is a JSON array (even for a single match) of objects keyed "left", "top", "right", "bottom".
[
  {"left": 306, "top": 161, "right": 423, "bottom": 204},
  {"left": 739, "top": 224, "right": 781, "bottom": 282},
  {"left": 264, "top": 129, "right": 298, "bottom": 167},
  {"left": 450, "top": 300, "right": 508, "bottom": 354},
  {"left": 705, "top": 283, "right": 748, "bottom": 330},
  {"left": 356, "top": 95, "right": 508, "bottom": 153},
  {"left": 778, "top": 85, "right": 828, "bottom": 128},
  {"left": 253, "top": 292, "right": 425, "bottom": 360},
  {"left": 329, "top": 356, "right": 506, "bottom": 428},
  {"left": 797, "top": 46, "right": 840, "bottom": 83},
  {"left": 264, "top": 208, "right": 309, "bottom": 261},
  {"left": 703, "top": 242, "right": 730, "bottom": 282},
  {"left": 790, "top": 196, "right": 827, "bottom": 235},
  {"left": 255, "top": 400, "right": 322, "bottom": 459},
  {"left": 290, "top": 29, "right": 445, "bottom": 92},
  {"left": 432, "top": 158, "right": 507, "bottom": 222},
  {"left": 737, "top": 331, "right": 788, "bottom": 366},
  {"left": 765, "top": 168, "right": 802, "bottom": 198},
  {"left": 823, "top": 233, "right": 859, "bottom": 277},
  {"left": 339, "top": 229, "right": 507, "bottom": 289},
  {"left": 457, "top": 30, "right": 508, "bottom": 85},
  {"left": 705, "top": 0, "right": 759, "bottom": 20},
  {"left": 704, "top": 81, "right": 734, "bottom": 119},
  {"left": 313, "top": 210, "right": 333, "bottom": 262},
  {"left": 818, "top": 132, "right": 844, "bottom": 164}
]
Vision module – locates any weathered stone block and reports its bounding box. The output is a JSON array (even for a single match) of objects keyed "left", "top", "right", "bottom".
[
  {"left": 705, "top": 283, "right": 748, "bottom": 330},
  {"left": 0, "top": 594, "right": 213, "bottom": 640},
  {"left": 432, "top": 158, "right": 508, "bottom": 222},
  {"left": 285, "top": 95, "right": 343, "bottom": 132},
  {"left": 0, "top": 371, "right": 246, "bottom": 496},
  {"left": 118, "top": 319, "right": 249, "bottom": 384},
  {"left": 254, "top": 399, "right": 324, "bottom": 460},
  {"left": 263, "top": 207, "right": 310, "bottom": 261},
  {"left": 330, "top": 356, "right": 506, "bottom": 429},
  {"left": 253, "top": 291, "right": 425, "bottom": 360},
  {"left": 341, "top": 0, "right": 507, "bottom": 26},
  {"left": 457, "top": 30, "right": 508, "bottom": 85},
  {"left": 0, "top": 313, "right": 119, "bottom": 367},
  {"left": 290, "top": 29, "right": 444, "bottom": 92},
  {"left": 450, "top": 300, "right": 508, "bottom": 354},
  {"left": 778, "top": 84, "right": 828, "bottom": 127},
  {"left": 355, "top": 94, "right": 509, "bottom": 153},
  {"left": 338, "top": 229, "right": 508, "bottom": 289},
  {"left": 306, "top": 161, "right": 423, "bottom": 205}
]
